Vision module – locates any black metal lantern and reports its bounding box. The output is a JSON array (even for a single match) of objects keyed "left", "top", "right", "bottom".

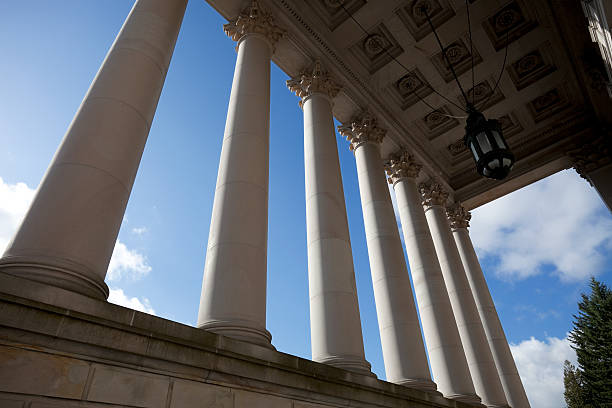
[{"left": 464, "top": 109, "right": 515, "bottom": 180}]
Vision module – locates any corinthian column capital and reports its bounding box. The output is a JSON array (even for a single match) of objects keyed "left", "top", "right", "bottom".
[
  {"left": 286, "top": 60, "right": 341, "bottom": 107},
  {"left": 567, "top": 134, "right": 612, "bottom": 185},
  {"left": 446, "top": 203, "right": 471, "bottom": 229},
  {"left": 384, "top": 151, "right": 422, "bottom": 184},
  {"left": 338, "top": 110, "right": 386, "bottom": 151},
  {"left": 419, "top": 181, "right": 449, "bottom": 209},
  {"left": 224, "top": 0, "right": 284, "bottom": 48}
]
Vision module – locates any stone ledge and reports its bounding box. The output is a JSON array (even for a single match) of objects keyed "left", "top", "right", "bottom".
[{"left": 0, "top": 272, "right": 470, "bottom": 408}]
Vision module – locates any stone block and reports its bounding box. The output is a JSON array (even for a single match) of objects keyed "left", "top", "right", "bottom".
[
  {"left": 0, "top": 346, "right": 89, "bottom": 399},
  {"left": 234, "top": 390, "right": 291, "bottom": 408},
  {"left": 169, "top": 379, "right": 233, "bottom": 408},
  {"left": 0, "top": 397, "right": 25, "bottom": 408},
  {"left": 86, "top": 364, "right": 169, "bottom": 408}
]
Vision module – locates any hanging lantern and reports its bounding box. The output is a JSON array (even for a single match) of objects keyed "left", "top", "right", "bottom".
[{"left": 464, "top": 109, "right": 515, "bottom": 180}]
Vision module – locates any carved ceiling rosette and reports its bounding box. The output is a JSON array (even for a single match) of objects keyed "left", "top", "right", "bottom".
[
  {"left": 286, "top": 60, "right": 341, "bottom": 107},
  {"left": 384, "top": 151, "right": 423, "bottom": 184},
  {"left": 224, "top": 0, "right": 284, "bottom": 48},
  {"left": 419, "top": 181, "right": 449, "bottom": 208},
  {"left": 338, "top": 110, "right": 386, "bottom": 151},
  {"left": 446, "top": 203, "right": 471, "bottom": 229}
]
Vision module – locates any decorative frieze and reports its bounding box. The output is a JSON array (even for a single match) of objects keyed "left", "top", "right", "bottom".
[
  {"left": 384, "top": 151, "right": 422, "bottom": 184},
  {"left": 338, "top": 111, "right": 386, "bottom": 151},
  {"left": 224, "top": 0, "right": 284, "bottom": 48},
  {"left": 419, "top": 181, "right": 449, "bottom": 208},
  {"left": 287, "top": 60, "right": 341, "bottom": 107},
  {"left": 446, "top": 203, "right": 471, "bottom": 229}
]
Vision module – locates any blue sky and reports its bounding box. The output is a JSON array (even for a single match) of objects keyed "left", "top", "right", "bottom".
[{"left": 1, "top": 2, "right": 611, "bottom": 407}]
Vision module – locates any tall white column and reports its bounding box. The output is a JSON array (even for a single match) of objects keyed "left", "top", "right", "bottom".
[
  {"left": 287, "top": 62, "right": 372, "bottom": 375},
  {"left": 0, "top": 0, "right": 188, "bottom": 300},
  {"left": 448, "top": 204, "right": 531, "bottom": 408},
  {"left": 421, "top": 182, "right": 509, "bottom": 408},
  {"left": 197, "top": 1, "right": 283, "bottom": 348},
  {"left": 386, "top": 152, "right": 481, "bottom": 405},
  {"left": 338, "top": 114, "right": 435, "bottom": 389}
]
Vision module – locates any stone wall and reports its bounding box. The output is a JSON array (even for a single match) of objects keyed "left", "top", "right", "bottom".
[{"left": 0, "top": 273, "right": 470, "bottom": 408}]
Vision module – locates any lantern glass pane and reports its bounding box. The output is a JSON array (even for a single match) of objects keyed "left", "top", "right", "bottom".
[
  {"left": 503, "top": 158, "right": 512, "bottom": 167},
  {"left": 488, "top": 159, "right": 500, "bottom": 169},
  {"left": 470, "top": 142, "right": 479, "bottom": 161},
  {"left": 493, "top": 131, "right": 506, "bottom": 149},
  {"left": 476, "top": 132, "right": 493, "bottom": 153}
]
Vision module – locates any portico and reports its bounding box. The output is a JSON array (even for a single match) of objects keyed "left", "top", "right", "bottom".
[{"left": 1, "top": 0, "right": 611, "bottom": 407}]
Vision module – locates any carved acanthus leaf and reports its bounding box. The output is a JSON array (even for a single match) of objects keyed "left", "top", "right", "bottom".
[
  {"left": 286, "top": 60, "right": 341, "bottom": 106},
  {"left": 224, "top": 0, "right": 284, "bottom": 48},
  {"left": 384, "top": 150, "right": 422, "bottom": 184},
  {"left": 338, "top": 110, "right": 386, "bottom": 151},
  {"left": 419, "top": 181, "right": 448, "bottom": 208},
  {"left": 446, "top": 203, "right": 471, "bottom": 229}
]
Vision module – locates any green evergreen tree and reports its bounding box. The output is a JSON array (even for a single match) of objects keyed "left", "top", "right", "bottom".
[
  {"left": 567, "top": 278, "right": 612, "bottom": 407},
  {"left": 564, "top": 360, "right": 586, "bottom": 408}
]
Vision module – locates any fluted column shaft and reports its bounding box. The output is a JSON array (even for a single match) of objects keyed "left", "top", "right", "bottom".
[
  {"left": 197, "top": 3, "right": 283, "bottom": 348},
  {"left": 390, "top": 171, "right": 479, "bottom": 404},
  {"left": 423, "top": 186, "right": 508, "bottom": 408},
  {"left": 452, "top": 222, "right": 530, "bottom": 408},
  {"left": 340, "top": 116, "right": 434, "bottom": 388},
  {"left": 286, "top": 63, "right": 371, "bottom": 374},
  {"left": 0, "top": 0, "right": 188, "bottom": 300}
]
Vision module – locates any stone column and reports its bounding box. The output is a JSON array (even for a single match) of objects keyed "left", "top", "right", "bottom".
[
  {"left": 386, "top": 152, "right": 480, "bottom": 405},
  {"left": 569, "top": 134, "right": 612, "bottom": 213},
  {"left": 197, "top": 1, "right": 283, "bottom": 348},
  {"left": 338, "top": 114, "right": 435, "bottom": 389},
  {"left": 0, "top": 0, "right": 188, "bottom": 300},
  {"left": 287, "top": 62, "right": 371, "bottom": 375},
  {"left": 421, "top": 182, "right": 509, "bottom": 408},
  {"left": 448, "top": 204, "right": 531, "bottom": 408}
]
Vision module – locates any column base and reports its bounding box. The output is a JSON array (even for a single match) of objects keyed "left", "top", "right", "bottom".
[
  {"left": 0, "top": 256, "right": 109, "bottom": 300},
  {"left": 198, "top": 319, "right": 275, "bottom": 350},
  {"left": 395, "top": 378, "right": 440, "bottom": 394},
  {"left": 445, "top": 393, "right": 485, "bottom": 407},
  {"left": 316, "top": 355, "right": 375, "bottom": 377}
]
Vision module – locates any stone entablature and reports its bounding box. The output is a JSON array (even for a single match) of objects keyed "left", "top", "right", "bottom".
[
  {"left": 338, "top": 111, "right": 386, "bottom": 151},
  {"left": 568, "top": 134, "right": 612, "bottom": 185},
  {"left": 447, "top": 203, "right": 471, "bottom": 229},
  {"left": 286, "top": 60, "right": 341, "bottom": 107},
  {"left": 384, "top": 151, "right": 423, "bottom": 184},
  {"left": 224, "top": 0, "right": 284, "bottom": 47},
  {"left": 419, "top": 181, "right": 449, "bottom": 208}
]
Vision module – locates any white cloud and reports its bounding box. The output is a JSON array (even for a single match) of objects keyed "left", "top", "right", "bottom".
[
  {"left": 470, "top": 170, "right": 612, "bottom": 282},
  {"left": 0, "top": 177, "right": 36, "bottom": 254},
  {"left": 131, "top": 226, "right": 148, "bottom": 236},
  {"left": 108, "top": 287, "right": 155, "bottom": 314},
  {"left": 107, "top": 241, "right": 152, "bottom": 281},
  {"left": 511, "top": 335, "right": 576, "bottom": 408}
]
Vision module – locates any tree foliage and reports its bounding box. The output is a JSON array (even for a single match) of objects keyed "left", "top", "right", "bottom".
[{"left": 565, "top": 278, "right": 612, "bottom": 408}]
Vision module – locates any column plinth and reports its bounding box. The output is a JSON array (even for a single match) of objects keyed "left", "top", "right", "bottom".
[
  {"left": 0, "top": 0, "right": 188, "bottom": 300},
  {"left": 386, "top": 152, "right": 481, "bottom": 405},
  {"left": 288, "top": 63, "right": 372, "bottom": 375},
  {"left": 197, "top": 1, "right": 284, "bottom": 349},
  {"left": 339, "top": 114, "right": 435, "bottom": 390},
  {"left": 448, "top": 205, "right": 531, "bottom": 408},
  {"left": 421, "top": 183, "right": 509, "bottom": 408}
]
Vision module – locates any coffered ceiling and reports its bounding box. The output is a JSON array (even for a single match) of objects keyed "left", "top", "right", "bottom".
[{"left": 205, "top": 0, "right": 612, "bottom": 209}]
